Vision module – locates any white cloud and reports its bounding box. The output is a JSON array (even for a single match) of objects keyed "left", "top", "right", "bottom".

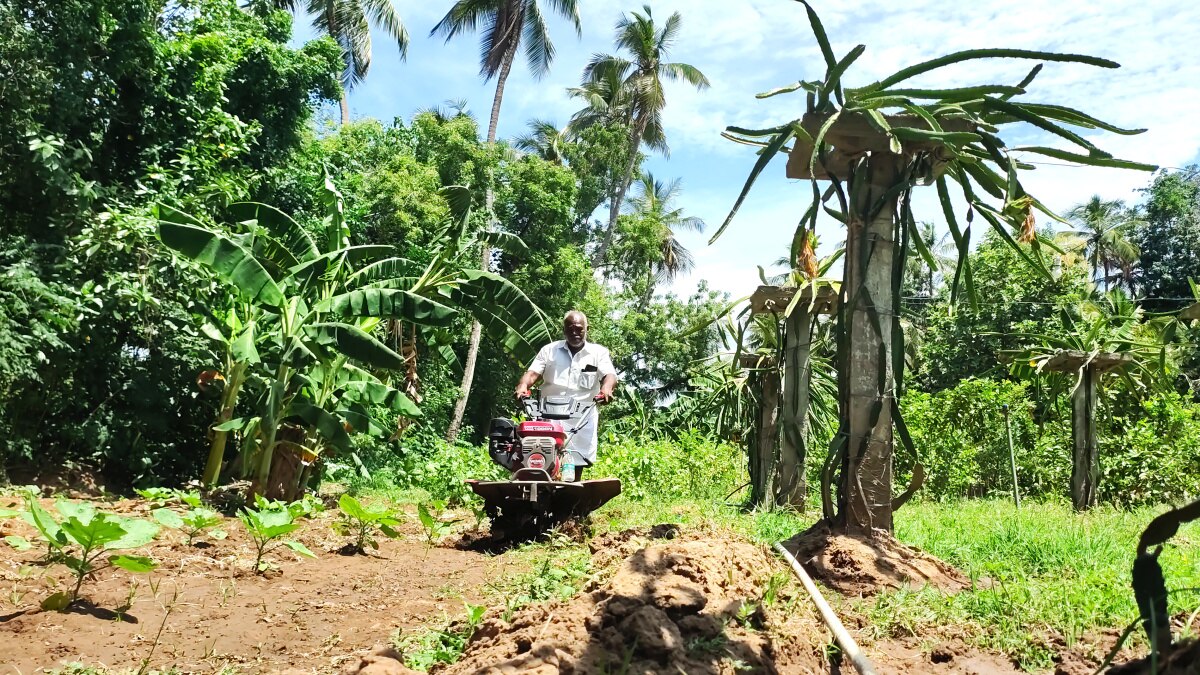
[{"left": 338, "top": 0, "right": 1200, "bottom": 301}]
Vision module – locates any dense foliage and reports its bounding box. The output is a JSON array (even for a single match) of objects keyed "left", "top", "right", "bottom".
[{"left": 0, "top": 0, "right": 1196, "bottom": 518}]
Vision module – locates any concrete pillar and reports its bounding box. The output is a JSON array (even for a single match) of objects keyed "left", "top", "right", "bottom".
[
  {"left": 776, "top": 308, "right": 812, "bottom": 508},
  {"left": 839, "top": 156, "right": 903, "bottom": 534},
  {"left": 1071, "top": 366, "right": 1100, "bottom": 510}
]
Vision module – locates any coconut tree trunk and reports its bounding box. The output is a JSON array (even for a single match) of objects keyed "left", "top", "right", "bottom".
[
  {"left": 445, "top": 28, "right": 522, "bottom": 445},
  {"left": 837, "top": 157, "right": 903, "bottom": 534},
  {"left": 775, "top": 308, "right": 812, "bottom": 508},
  {"left": 592, "top": 117, "right": 646, "bottom": 267},
  {"left": 340, "top": 94, "right": 350, "bottom": 125}
]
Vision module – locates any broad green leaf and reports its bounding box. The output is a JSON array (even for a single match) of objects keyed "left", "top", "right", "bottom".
[
  {"left": 60, "top": 515, "right": 126, "bottom": 549},
  {"left": 231, "top": 321, "right": 260, "bottom": 364},
  {"left": 41, "top": 592, "right": 71, "bottom": 612},
  {"left": 290, "top": 398, "right": 353, "bottom": 452},
  {"left": 348, "top": 257, "right": 421, "bottom": 286},
  {"left": 321, "top": 288, "right": 456, "bottom": 326},
  {"left": 341, "top": 380, "right": 421, "bottom": 417},
  {"left": 288, "top": 245, "right": 395, "bottom": 288},
  {"left": 157, "top": 219, "right": 284, "bottom": 307},
  {"left": 153, "top": 508, "right": 184, "bottom": 529},
  {"left": 339, "top": 494, "right": 368, "bottom": 521},
  {"left": 213, "top": 417, "right": 248, "bottom": 432},
  {"left": 228, "top": 202, "right": 319, "bottom": 262},
  {"left": 4, "top": 535, "right": 32, "bottom": 551},
  {"left": 446, "top": 270, "right": 553, "bottom": 363},
  {"left": 106, "top": 516, "right": 160, "bottom": 549},
  {"left": 481, "top": 229, "right": 529, "bottom": 257},
  {"left": 23, "top": 497, "right": 63, "bottom": 546},
  {"left": 284, "top": 540, "right": 317, "bottom": 558},
  {"left": 305, "top": 322, "right": 404, "bottom": 370},
  {"left": 54, "top": 499, "right": 96, "bottom": 525},
  {"left": 110, "top": 554, "right": 157, "bottom": 573}
]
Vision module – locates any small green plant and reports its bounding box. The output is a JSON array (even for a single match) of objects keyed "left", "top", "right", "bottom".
[
  {"left": 253, "top": 493, "right": 325, "bottom": 520},
  {"left": 18, "top": 496, "right": 158, "bottom": 609},
  {"left": 152, "top": 506, "right": 227, "bottom": 546},
  {"left": 397, "top": 602, "right": 487, "bottom": 671},
  {"left": 332, "top": 494, "right": 403, "bottom": 553},
  {"left": 416, "top": 501, "right": 459, "bottom": 545},
  {"left": 134, "top": 487, "right": 178, "bottom": 507},
  {"left": 238, "top": 505, "right": 316, "bottom": 573}
]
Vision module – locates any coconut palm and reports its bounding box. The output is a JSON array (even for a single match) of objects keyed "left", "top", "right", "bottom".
[
  {"left": 513, "top": 119, "right": 567, "bottom": 164},
  {"left": 611, "top": 173, "right": 704, "bottom": 307},
  {"left": 581, "top": 5, "right": 710, "bottom": 267},
  {"left": 273, "top": 0, "right": 409, "bottom": 125},
  {"left": 1065, "top": 195, "right": 1142, "bottom": 292},
  {"left": 432, "top": 0, "right": 582, "bottom": 444},
  {"left": 431, "top": 0, "right": 581, "bottom": 144}
]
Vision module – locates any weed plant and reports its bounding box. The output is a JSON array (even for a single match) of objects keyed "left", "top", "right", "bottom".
[{"left": 396, "top": 602, "right": 487, "bottom": 671}]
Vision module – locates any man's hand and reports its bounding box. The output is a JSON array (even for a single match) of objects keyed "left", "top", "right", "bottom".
[
  {"left": 514, "top": 386, "right": 531, "bottom": 400},
  {"left": 594, "top": 390, "right": 614, "bottom": 405}
]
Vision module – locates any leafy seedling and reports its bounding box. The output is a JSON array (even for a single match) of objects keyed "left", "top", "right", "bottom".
[
  {"left": 417, "top": 501, "right": 459, "bottom": 546},
  {"left": 332, "top": 494, "right": 402, "bottom": 554},
  {"left": 153, "top": 505, "right": 227, "bottom": 546},
  {"left": 134, "top": 487, "right": 178, "bottom": 507},
  {"left": 252, "top": 493, "right": 324, "bottom": 520},
  {"left": 19, "top": 495, "right": 158, "bottom": 609},
  {"left": 238, "top": 505, "right": 316, "bottom": 573}
]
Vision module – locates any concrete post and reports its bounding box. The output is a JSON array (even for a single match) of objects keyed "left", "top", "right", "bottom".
[
  {"left": 1071, "top": 366, "right": 1101, "bottom": 510},
  {"left": 776, "top": 308, "right": 812, "bottom": 508},
  {"left": 839, "top": 156, "right": 903, "bottom": 534}
]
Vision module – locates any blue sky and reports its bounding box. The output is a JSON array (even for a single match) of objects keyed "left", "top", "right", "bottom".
[{"left": 298, "top": 0, "right": 1200, "bottom": 302}]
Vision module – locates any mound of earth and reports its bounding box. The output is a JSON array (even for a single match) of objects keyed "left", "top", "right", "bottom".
[
  {"left": 782, "top": 522, "right": 972, "bottom": 597},
  {"left": 1105, "top": 639, "right": 1200, "bottom": 675},
  {"left": 430, "top": 537, "right": 828, "bottom": 674}
]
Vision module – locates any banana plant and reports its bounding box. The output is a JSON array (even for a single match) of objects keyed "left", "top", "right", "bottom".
[{"left": 158, "top": 176, "right": 551, "bottom": 499}]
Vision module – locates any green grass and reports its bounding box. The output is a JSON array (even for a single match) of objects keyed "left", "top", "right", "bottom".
[{"left": 859, "top": 498, "right": 1200, "bottom": 671}]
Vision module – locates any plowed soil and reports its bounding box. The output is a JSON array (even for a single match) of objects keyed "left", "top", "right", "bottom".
[
  {"left": 782, "top": 522, "right": 974, "bottom": 597},
  {"left": 0, "top": 494, "right": 1166, "bottom": 675},
  {"left": 0, "top": 497, "right": 498, "bottom": 674}
]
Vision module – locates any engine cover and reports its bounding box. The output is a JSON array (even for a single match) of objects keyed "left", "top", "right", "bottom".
[{"left": 518, "top": 420, "right": 567, "bottom": 447}]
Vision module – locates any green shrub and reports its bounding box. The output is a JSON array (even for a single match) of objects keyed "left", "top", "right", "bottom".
[
  {"left": 1100, "top": 391, "right": 1200, "bottom": 506},
  {"left": 899, "top": 378, "right": 1042, "bottom": 500},
  {"left": 899, "top": 378, "right": 1200, "bottom": 506},
  {"left": 592, "top": 429, "right": 744, "bottom": 501}
]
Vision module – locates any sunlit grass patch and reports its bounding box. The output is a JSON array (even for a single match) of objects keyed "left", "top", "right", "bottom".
[{"left": 857, "top": 498, "right": 1200, "bottom": 671}]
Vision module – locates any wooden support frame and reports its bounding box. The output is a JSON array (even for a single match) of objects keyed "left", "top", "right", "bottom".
[{"left": 1040, "top": 349, "right": 1133, "bottom": 510}]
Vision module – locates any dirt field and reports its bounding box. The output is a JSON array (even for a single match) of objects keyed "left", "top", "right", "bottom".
[
  {"left": 0, "top": 496, "right": 503, "bottom": 674},
  {"left": 0, "top": 495, "right": 1161, "bottom": 675}
]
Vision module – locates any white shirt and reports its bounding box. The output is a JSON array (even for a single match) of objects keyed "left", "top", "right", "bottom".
[{"left": 527, "top": 340, "right": 616, "bottom": 463}]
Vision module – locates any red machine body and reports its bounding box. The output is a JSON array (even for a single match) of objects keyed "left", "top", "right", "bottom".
[{"left": 516, "top": 420, "right": 567, "bottom": 448}]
